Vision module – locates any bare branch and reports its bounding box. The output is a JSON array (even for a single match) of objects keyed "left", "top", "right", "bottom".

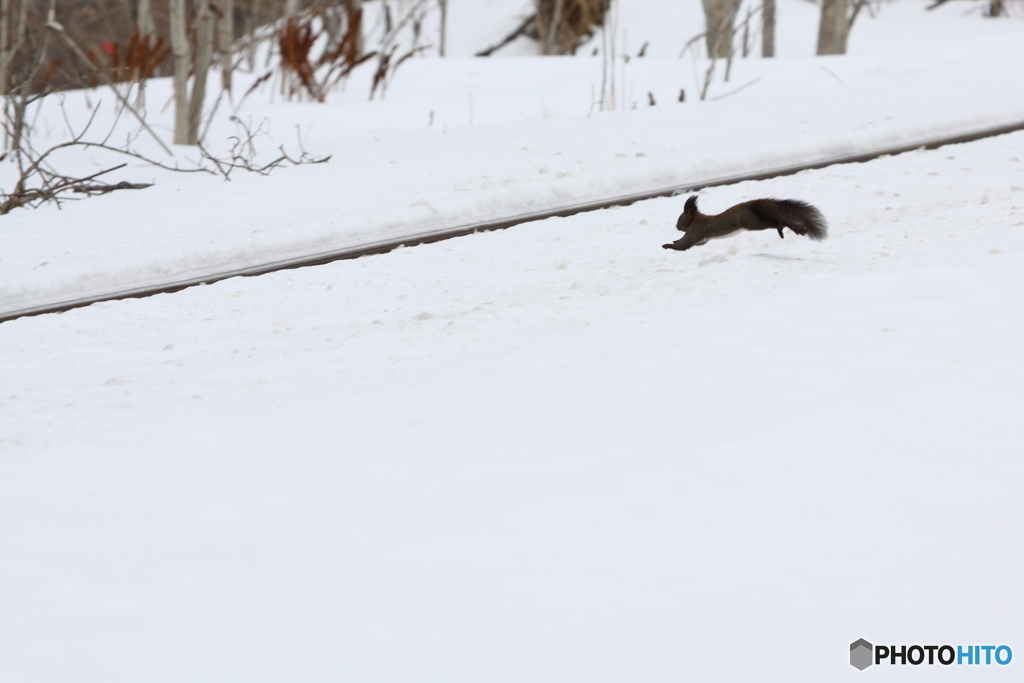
[{"left": 475, "top": 14, "right": 536, "bottom": 57}]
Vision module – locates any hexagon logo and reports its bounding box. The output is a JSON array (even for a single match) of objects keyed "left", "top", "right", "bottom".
[{"left": 850, "top": 639, "right": 873, "bottom": 670}]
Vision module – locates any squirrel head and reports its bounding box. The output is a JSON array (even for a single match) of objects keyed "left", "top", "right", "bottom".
[{"left": 676, "top": 195, "right": 699, "bottom": 231}]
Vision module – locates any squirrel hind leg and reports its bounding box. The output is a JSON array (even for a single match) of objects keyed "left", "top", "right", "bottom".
[{"left": 776, "top": 227, "right": 784, "bottom": 239}]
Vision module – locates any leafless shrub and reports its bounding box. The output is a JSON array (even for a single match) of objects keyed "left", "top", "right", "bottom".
[
  {"left": 198, "top": 115, "right": 330, "bottom": 179},
  {"left": 535, "top": 0, "right": 611, "bottom": 55},
  {"left": 1, "top": 102, "right": 331, "bottom": 215},
  {"left": 0, "top": 1, "right": 334, "bottom": 216},
  {"left": 101, "top": 28, "right": 170, "bottom": 85},
  {"left": 2, "top": 60, "right": 330, "bottom": 218},
  {"left": 476, "top": 0, "right": 609, "bottom": 58},
  {"left": 270, "top": 0, "right": 431, "bottom": 102},
  {"left": 975, "top": 0, "right": 1024, "bottom": 16},
  {"left": 368, "top": 43, "right": 424, "bottom": 100},
  {"left": 0, "top": 102, "right": 155, "bottom": 215},
  {"left": 278, "top": 4, "right": 374, "bottom": 101}
]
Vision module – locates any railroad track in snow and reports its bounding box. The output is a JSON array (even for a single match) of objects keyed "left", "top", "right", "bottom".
[{"left": 3, "top": 117, "right": 1024, "bottom": 324}]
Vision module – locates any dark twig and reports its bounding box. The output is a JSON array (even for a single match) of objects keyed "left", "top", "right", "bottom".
[
  {"left": 194, "top": 116, "right": 331, "bottom": 181},
  {"left": 475, "top": 14, "right": 536, "bottom": 57},
  {"left": 73, "top": 180, "right": 154, "bottom": 195}
]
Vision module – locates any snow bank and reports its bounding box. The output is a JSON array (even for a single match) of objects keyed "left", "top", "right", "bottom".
[{"left": 1, "top": 34, "right": 1023, "bottom": 318}]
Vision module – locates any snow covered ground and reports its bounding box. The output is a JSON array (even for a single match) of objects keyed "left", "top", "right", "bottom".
[
  {"left": 3, "top": 125, "right": 1024, "bottom": 681},
  {"left": 2, "top": 0, "right": 1023, "bottom": 316},
  {"left": 3, "top": 1, "right": 1024, "bottom": 681}
]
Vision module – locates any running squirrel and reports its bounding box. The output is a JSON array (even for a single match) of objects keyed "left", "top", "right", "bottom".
[{"left": 662, "top": 195, "right": 827, "bottom": 251}]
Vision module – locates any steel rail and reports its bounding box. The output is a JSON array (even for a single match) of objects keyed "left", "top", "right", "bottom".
[{"left": 3, "top": 117, "right": 1024, "bottom": 324}]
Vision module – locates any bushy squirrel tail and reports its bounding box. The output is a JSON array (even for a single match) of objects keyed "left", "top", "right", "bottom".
[{"left": 752, "top": 199, "right": 828, "bottom": 241}]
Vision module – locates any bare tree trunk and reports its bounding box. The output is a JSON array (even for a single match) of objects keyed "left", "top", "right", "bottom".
[
  {"left": 0, "top": 0, "right": 12, "bottom": 151},
  {"left": 599, "top": 2, "right": 616, "bottom": 109},
  {"left": 762, "top": 0, "right": 775, "bottom": 58},
  {"left": 817, "top": 0, "right": 849, "bottom": 55},
  {"left": 218, "top": 0, "right": 233, "bottom": 92},
  {"left": 3, "top": 0, "right": 38, "bottom": 151},
  {"left": 701, "top": 0, "right": 741, "bottom": 59},
  {"left": 189, "top": 0, "right": 214, "bottom": 143},
  {"left": 541, "top": 0, "right": 564, "bottom": 55},
  {"left": 133, "top": 0, "right": 155, "bottom": 107},
  {"left": 169, "top": 0, "right": 191, "bottom": 144},
  {"left": 0, "top": 0, "right": 10, "bottom": 96},
  {"left": 438, "top": 0, "right": 446, "bottom": 56},
  {"left": 740, "top": 6, "right": 750, "bottom": 58},
  {"left": 349, "top": 0, "right": 363, "bottom": 57},
  {"left": 1, "top": 0, "right": 27, "bottom": 97},
  {"left": 137, "top": 0, "right": 155, "bottom": 35}
]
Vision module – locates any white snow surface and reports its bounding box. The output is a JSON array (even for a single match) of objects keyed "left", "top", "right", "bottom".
[
  {"left": 4, "top": 3, "right": 1024, "bottom": 680},
  {"left": 3, "top": 126, "right": 1024, "bottom": 683},
  {"left": 2, "top": 1, "right": 1023, "bottom": 316}
]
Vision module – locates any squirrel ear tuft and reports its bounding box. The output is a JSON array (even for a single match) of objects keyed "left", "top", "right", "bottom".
[{"left": 684, "top": 195, "right": 698, "bottom": 214}]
